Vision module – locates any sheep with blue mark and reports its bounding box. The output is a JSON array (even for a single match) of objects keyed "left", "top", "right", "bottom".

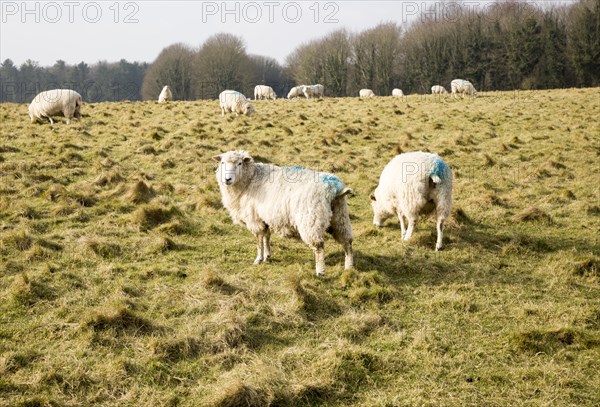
[
  {"left": 213, "top": 151, "right": 354, "bottom": 276},
  {"left": 370, "top": 151, "right": 453, "bottom": 250}
]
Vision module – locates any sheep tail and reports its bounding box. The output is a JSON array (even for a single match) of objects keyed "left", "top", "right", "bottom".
[{"left": 337, "top": 187, "right": 354, "bottom": 198}]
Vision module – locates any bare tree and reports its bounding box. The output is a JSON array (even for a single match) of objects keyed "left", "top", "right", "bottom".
[
  {"left": 194, "top": 33, "right": 250, "bottom": 99},
  {"left": 141, "top": 43, "right": 195, "bottom": 100}
]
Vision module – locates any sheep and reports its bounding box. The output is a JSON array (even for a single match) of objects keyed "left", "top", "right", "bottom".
[
  {"left": 451, "top": 79, "right": 477, "bottom": 98},
  {"left": 219, "top": 90, "right": 255, "bottom": 116},
  {"left": 359, "top": 89, "right": 375, "bottom": 98},
  {"left": 431, "top": 85, "right": 448, "bottom": 95},
  {"left": 370, "top": 151, "right": 453, "bottom": 251},
  {"left": 213, "top": 150, "right": 354, "bottom": 276},
  {"left": 28, "top": 89, "right": 82, "bottom": 125},
  {"left": 158, "top": 85, "right": 172, "bottom": 103},
  {"left": 303, "top": 84, "right": 324, "bottom": 99},
  {"left": 254, "top": 85, "right": 277, "bottom": 100},
  {"left": 392, "top": 88, "right": 404, "bottom": 97},
  {"left": 287, "top": 85, "right": 306, "bottom": 99}
]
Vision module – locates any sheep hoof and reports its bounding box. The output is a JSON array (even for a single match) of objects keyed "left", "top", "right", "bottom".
[
  {"left": 435, "top": 245, "right": 443, "bottom": 251},
  {"left": 253, "top": 258, "right": 263, "bottom": 265},
  {"left": 316, "top": 269, "right": 325, "bottom": 277}
]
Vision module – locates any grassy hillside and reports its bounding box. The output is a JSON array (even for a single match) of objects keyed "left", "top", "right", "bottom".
[{"left": 0, "top": 88, "right": 599, "bottom": 406}]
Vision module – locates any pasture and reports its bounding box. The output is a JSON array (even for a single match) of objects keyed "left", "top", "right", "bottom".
[{"left": 0, "top": 88, "right": 599, "bottom": 406}]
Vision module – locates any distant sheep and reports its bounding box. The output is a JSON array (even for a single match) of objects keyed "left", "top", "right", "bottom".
[
  {"left": 254, "top": 85, "right": 277, "bottom": 100},
  {"left": 213, "top": 150, "right": 354, "bottom": 276},
  {"left": 158, "top": 85, "right": 172, "bottom": 103},
  {"left": 431, "top": 85, "right": 447, "bottom": 95},
  {"left": 28, "top": 89, "right": 82, "bottom": 124},
  {"left": 287, "top": 86, "right": 306, "bottom": 99},
  {"left": 219, "top": 90, "right": 255, "bottom": 116},
  {"left": 392, "top": 88, "right": 404, "bottom": 97},
  {"left": 303, "top": 84, "right": 324, "bottom": 99},
  {"left": 451, "top": 79, "right": 477, "bottom": 98},
  {"left": 370, "top": 151, "right": 453, "bottom": 251},
  {"left": 359, "top": 89, "right": 375, "bottom": 98}
]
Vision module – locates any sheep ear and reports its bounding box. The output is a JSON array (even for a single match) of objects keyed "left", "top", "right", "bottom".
[
  {"left": 370, "top": 193, "right": 376, "bottom": 201},
  {"left": 212, "top": 155, "right": 221, "bottom": 162},
  {"left": 243, "top": 156, "right": 253, "bottom": 163}
]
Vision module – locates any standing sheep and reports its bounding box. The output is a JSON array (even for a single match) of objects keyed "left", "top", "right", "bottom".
[
  {"left": 254, "top": 85, "right": 277, "bottom": 100},
  {"left": 451, "top": 79, "right": 477, "bottom": 98},
  {"left": 392, "top": 88, "right": 404, "bottom": 97},
  {"left": 158, "top": 85, "right": 172, "bottom": 103},
  {"left": 431, "top": 85, "right": 448, "bottom": 95},
  {"left": 219, "top": 90, "right": 255, "bottom": 116},
  {"left": 28, "top": 89, "right": 82, "bottom": 124},
  {"left": 370, "top": 151, "right": 453, "bottom": 251},
  {"left": 213, "top": 150, "right": 354, "bottom": 276},
  {"left": 359, "top": 89, "right": 375, "bottom": 98},
  {"left": 303, "top": 84, "right": 324, "bottom": 99}
]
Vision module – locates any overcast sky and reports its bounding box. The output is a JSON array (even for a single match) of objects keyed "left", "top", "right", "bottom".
[{"left": 1, "top": 0, "right": 561, "bottom": 67}]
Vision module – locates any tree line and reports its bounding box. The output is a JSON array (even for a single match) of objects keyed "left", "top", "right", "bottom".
[
  {"left": 1, "top": 0, "right": 597, "bottom": 103},
  {"left": 285, "top": 0, "right": 599, "bottom": 95},
  {"left": 0, "top": 59, "right": 148, "bottom": 103}
]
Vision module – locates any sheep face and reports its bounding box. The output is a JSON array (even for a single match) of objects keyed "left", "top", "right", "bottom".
[
  {"left": 370, "top": 191, "right": 393, "bottom": 227},
  {"left": 213, "top": 151, "right": 252, "bottom": 186},
  {"left": 243, "top": 103, "right": 255, "bottom": 116}
]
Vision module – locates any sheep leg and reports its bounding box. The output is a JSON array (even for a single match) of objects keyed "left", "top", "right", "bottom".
[
  {"left": 436, "top": 218, "right": 444, "bottom": 251},
  {"left": 253, "top": 233, "right": 264, "bottom": 265},
  {"left": 343, "top": 242, "right": 353, "bottom": 270},
  {"left": 312, "top": 242, "right": 326, "bottom": 276},
  {"left": 403, "top": 217, "right": 416, "bottom": 241},
  {"left": 263, "top": 230, "right": 271, "bottom": 260},
  {"left": 398, "top": 212, "right": 406, "bottom": 239}
]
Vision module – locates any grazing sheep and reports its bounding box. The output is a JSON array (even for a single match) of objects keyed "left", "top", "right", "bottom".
[
  {"left": 370, "top": 151, "right": 453, "bottom": 251},
  {"left": 431, "top": 85, "right": 448, "bottom": 95},
  {"left": 359, "top": 89, "right": 375, "bottom": 98},
  {"left": 158, "top": 85, "right": 172, "bottom": 103},
  {"left": 213, "top": 150, "right": 354, "bottom": 276},
  {"left": 219, "top": 90, "right": 255, "bottom": 116},
  {"left": 287, "top": 85, "right": 306, "bottom": 99},
  {"left": 28, "top": 89, "right": 82, "bottom": 124},
  {"left": 451, "top": 79, "right": 477, "bottom": 98},
  {"left": 303, "top": 84, "right": 324, "bottom": 99},
  {"left": 254, "top": 85, "right": 277, "bottom": 100},
  {"left": 392, "top": 88, "right": 404, "bottom": 97}
]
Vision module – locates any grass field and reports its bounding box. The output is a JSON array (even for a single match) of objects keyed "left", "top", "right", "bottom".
[{"left": 0, "top": 88, "right": 599, "bottom": 406}]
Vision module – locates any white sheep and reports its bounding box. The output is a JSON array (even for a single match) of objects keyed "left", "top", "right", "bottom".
[
  {"left": 450, "top": 79, "right": 477, "bottom": 98},
  {"left": 158, "top": 85, "right": 172, "bottom": 103},
  {"left": 359, "top": 89, "right": 375, "bottom": 98},
  {"left": 213, "top": 150, "right": 354, "bottom": 276},
  {"left": 219, "top": 90, "right": 255, "bottom": 116},
  {"left": 303, "top": 84, "right": 324, "bottom": 99},
  {"left": 254, "top": 85, "right": 277, "bottom": 100},
  {"left": 431, "top": 85, "right": 448, "bottom": 95},
  {"left": 392, "top": 88, "right": 404, "bottom": 97},
  {"left": 370, "top": 151, "right": 453, "bottom": 251},
  {"left": 28, "top": 89, "right": 82, "bottom": 124},
  {"left": 287, "top": 85, "right": 306, "bottom": 99}
]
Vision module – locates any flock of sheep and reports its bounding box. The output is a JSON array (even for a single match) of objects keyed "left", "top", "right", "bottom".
[
  {"left": 214, "top": 79, "right": 477, "bottom": 117},
  {"left": 25, "top": 81, "right": 467, "bottom": 275}
]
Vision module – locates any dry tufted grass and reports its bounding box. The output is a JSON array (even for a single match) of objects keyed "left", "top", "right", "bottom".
[{"left": 0, "top": 88, "right": 599, "bottom": 406}]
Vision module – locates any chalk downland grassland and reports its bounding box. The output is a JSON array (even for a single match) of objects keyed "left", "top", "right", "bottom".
[{"left": 0, "top": 88, "right": 599, "bottom": 406}]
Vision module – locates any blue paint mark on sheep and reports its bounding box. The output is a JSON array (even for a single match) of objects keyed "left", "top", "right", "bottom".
[
  {"left": 430, "top": 158, "right": 449, "bottom": 182},
  {"left": 321, "top": 174, "right": 345, "bottom": 197}
]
